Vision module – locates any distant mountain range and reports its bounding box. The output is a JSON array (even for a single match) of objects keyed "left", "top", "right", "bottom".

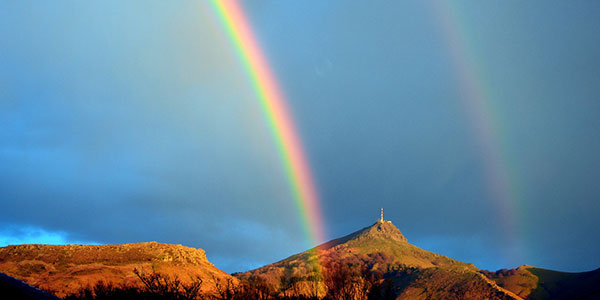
[{"left": 1, "top": 221, "right": 598, "bottom": 299}]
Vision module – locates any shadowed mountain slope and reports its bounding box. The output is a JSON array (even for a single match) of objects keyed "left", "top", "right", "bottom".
[
  {"left": 0, "top": 242, "right": 234, "bottom": 298},
  {"left": 482, "top": 265, "right": 600, "bottom": 300},
  {"left": 237, "top": 220, "right": 522, "bottom": 300}
]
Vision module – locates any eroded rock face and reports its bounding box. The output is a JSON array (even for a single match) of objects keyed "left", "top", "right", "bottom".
[{"left": 0, "top": 242, "right": 234, "bottom": 298}]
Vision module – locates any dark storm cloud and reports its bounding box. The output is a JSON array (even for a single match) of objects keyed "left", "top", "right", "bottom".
[
  {"left": 0, "top": 1, "right": 308, "bottom": 272},
  {"left": 1, "top": 1, "right": 600, "bottom": 273}
]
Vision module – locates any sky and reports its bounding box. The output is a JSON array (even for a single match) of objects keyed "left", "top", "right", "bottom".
[{"left": 1, "top": 1, "right": 600, "bottom": 273}]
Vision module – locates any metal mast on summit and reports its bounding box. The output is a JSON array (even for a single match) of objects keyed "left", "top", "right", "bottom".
[{"left": 380, "top": 208, "right": 384, "bottom": 222}]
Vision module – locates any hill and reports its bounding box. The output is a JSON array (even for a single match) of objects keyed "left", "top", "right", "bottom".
[
  {"left": 0, "top": 242, "right": 234, "bottom": 298},
  {"left": 237, "top": 220, "right": 522, "bottom": 299}
]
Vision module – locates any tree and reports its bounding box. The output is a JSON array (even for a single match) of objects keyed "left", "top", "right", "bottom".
[{"left": 134, "top": 268, "right": 204, "bottom": 300}]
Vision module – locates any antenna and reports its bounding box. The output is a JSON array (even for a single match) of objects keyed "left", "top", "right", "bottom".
[{"left": 380, "top": 208, "right": 383, "bottom": 222}]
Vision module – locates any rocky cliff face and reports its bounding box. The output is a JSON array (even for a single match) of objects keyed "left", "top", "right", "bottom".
[
  {"left": 0, "top": 242, "right": 209, "bottom": 266},
  {"left": 0, "top": 242, "right": 234, "bottom": 298}
]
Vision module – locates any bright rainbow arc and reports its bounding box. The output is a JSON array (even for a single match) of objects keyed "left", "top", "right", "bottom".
[{"left": 211, "top": 0, "right": 326, "bottom": 247}]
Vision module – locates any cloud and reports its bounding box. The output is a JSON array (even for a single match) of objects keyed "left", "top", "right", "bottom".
[
  {"left": 0, "top": 225, "right": 98, "bottom": 246},
  {"left": 1, "top": 1, "right": 600, "bottom": 274}
]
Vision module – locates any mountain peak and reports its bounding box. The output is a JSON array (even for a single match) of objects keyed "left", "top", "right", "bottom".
[
  {"left": 364, "top": 220, "right": 408, "bottom": 241},
  {"left": 344, "top": 220, "right": 408, "bottom": 244},
  {"left": 314, "top": 220, "right": 408, "bottom": 252}
]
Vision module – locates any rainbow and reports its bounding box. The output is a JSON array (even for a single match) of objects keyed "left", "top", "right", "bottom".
[
  {"left": 210, "top": 1, "right": 326, "bottom": 248},
  {"left": 432, "top": 2, "right": 523, "bottom": 262}
]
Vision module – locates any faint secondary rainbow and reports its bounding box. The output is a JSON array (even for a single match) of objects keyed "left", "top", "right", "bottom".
[
  {"left": 432, "top": 2, "right": 524, "bottom": 262},
  {"left": 210, "top": 0, "right": 326, "bottom": 247}
]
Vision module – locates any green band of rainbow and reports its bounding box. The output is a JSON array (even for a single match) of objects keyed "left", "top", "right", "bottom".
[{"left": 211, "top": 0, "right": 326, "bottom": 247}]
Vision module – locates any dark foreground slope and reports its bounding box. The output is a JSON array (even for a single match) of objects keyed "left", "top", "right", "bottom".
[
  {"left": 0, "top": 272, "right": 61, "bottom": 300},
  {"left": 237, "top": 220, "right": 522, "bottom": 300},
  {"left": 0, "top": 242, "right": 234, "bottom": 298},
  {"left": 482, "top": 265, "right": 600, "bottom": 300}
]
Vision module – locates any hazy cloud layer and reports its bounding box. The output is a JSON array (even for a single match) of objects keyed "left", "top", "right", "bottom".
[{"left": 1, "top": 1, "right": 599, "bottom": 273}]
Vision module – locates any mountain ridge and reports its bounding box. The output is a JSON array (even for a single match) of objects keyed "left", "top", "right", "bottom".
[{"left": 1, "top": 222, "right": 598, "bottom": 299}]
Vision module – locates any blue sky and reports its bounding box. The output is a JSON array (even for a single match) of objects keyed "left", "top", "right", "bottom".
[{"left": 1, "top": 1, "right": 599, "bottom": 273}]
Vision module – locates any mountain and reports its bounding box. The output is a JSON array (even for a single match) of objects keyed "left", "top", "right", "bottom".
[
  {"left": 0, "top": 242, "right": 234, "bottom": 298},
  {"left": 481, "top": 265, "right": 600, "bottom": 300},
  {"left": 237, "top": 220, "right": 523, "bottom": 300}
]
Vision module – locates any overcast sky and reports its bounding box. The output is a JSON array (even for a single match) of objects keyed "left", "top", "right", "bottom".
[{"left": 1, "top": 1, "right": 600, "bottom": 273}]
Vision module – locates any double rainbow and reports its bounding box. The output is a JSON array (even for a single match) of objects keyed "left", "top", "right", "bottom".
[
  {"left": 211, "top": 1, "right": 326, "bottom": 248},
  {"left": 210, "top": 0, "right": 521, "bottom": 266}
]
